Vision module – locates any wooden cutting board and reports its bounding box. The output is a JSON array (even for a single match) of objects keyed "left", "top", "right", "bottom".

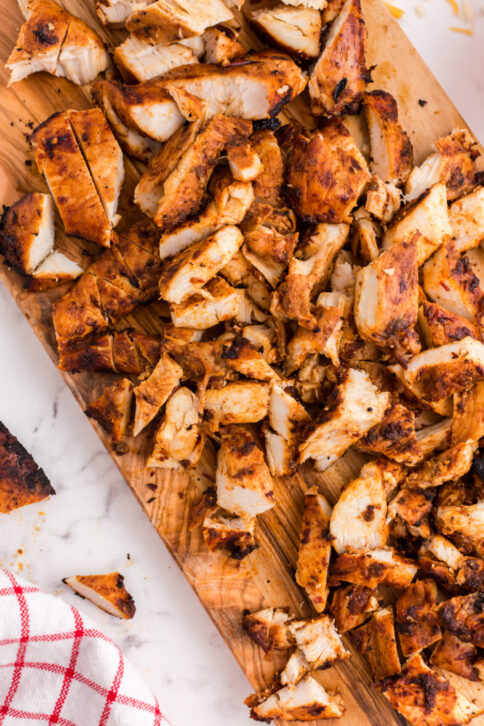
[{"left": 1, "top": 0, "right": 484, "bottom": 723}]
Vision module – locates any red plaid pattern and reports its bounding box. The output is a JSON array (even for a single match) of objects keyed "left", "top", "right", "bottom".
[{"left": 0, "top": 570, "right": 169, "bottom": 725}]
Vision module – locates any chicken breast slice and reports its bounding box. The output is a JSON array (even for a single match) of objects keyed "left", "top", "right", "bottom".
[
  {"left": 365, "top": 175, "right": 402, "bottom": 223},
  {"left": 96, "top": 0, "right": 148, "bottom": 25},
  {"left": 28, "top": 251, "right": 83, "bottom": 291},
  {"left": 56, "top": 14, "right": 109, "bottom": 85},
  {"left": 329, "top": 584, "right": 380, "bottom": 634},
  {"left": 364, "top": 91, "right": 413, "bottom": 185},
  {"left": 436, "top": 501, "right": 484, "bottom": 559},
  {"left": 395, "top": 580, "right": 441, "bottom": 657},
  {"left": 0, "top": 192, "right": 54, "bottom": 274},
  {"left": 64, "top": 573, "right": 135, "bottom": 619},
  {"left": 202, "top": 512, "right": 257, "bottom": 558},
  {"left": 359, "top": 403, "right": 423, "bottom": 465},
  {"left": 405, "top": 440, "right": 476, "bottom": 489},
  {"left": 249, "top": 4, "right": 322, "bottom": 59},
  {"left": 126, "top": 0, "right": 233, "bottom": 44},
  {"left": 147, "top": 387, "right": 203, "bottom": 469},
  {"left": 449, "top": 186, "right": 484, "bottom": 253},
  {"left": 329, "top": 547, "right": 418, "bottom": 589},
  {"left": 419, "top": 301, "right": 479, "bottom": 347},
  {"left": 132, "top": 352, "right": 183, "bottom": 436},
  {"left": 415, "top": 417, "right": 452, "bottom": 457},
  {"left": 432, "top": 632, "right": 484, "bottom": 682},
  {"left": 243, "top": 607, "right": 293, "bottom": 652},
  {"left": 219, "top": 334, "right": 276, "bottom": 380},
  {"left": 85, "top": 378, "right": 133, "bottom": 444},
  {"left": 202, "top": 27, "right": 245, "bottom": 64},
  {"left": 248, "top": 676, "right": 345, "bottom": 722},
  {"left": 114, "top": 35, "right": 200, "bottom": 82},
  {"left": 288, "top": 615, "right": 350, "bottom": 669},
  {"left": 296, "top": 487, "right": 332, "bottom": 612},
  {"left": 352, "top": 608, "right": 401, "bottom": 680},
  {"left": 226, "top": 136, "right": 262, "bottom": 182},
  {"left": 203, "top": 381, "right": 270, "bottom": 432}
]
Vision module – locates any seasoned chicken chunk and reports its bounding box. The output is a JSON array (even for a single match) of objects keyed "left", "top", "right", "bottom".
[
  {"left": 359, "top": 403, "right": 423, "bottom": 465},
  {"left": 52, "top": 273, "right": 106, "bottom": 349},
  {"left": 56, "top": 13, "right": 109, "bottom": 86},
  {"left": 432, "top": 632, "right": 484, "bottom": 681},
  {"left": 449, "top": 186, "right": 484, "bottom": 253},
  {"left": 452, "top": 381, "right": 484, "bottom": 445},
  {"left": 126, "top": 0, "right": 233, "bottom": 43},
  {"left": 354, "top": 236, "right": 420, "bottom": 360},
  {"left": 247, "top": 675, "right": 345, "bottom": 722},
  {"left": 203, "top": 382, "right": 270, "bottom": 432},
  {"left": 147, "top": 387, "right": 203, "bottom": 469},
  {"left": 226, "top": 137, "right": 262, "bottom": 182},
  {"left": 64, "top": 573, "right": 135, "bottom": 620},
  {"left": 329, "top": 547, "right": 418, "bottom": 588},
  {"left": 28, "top": 251, "right": 83, "bottom": 291},
  {"left": 286, "top": 120, "right": 370, "bottom": 224},
  {"left": 364, "top": 90, "right": 413, "bottom": 186},
  {"left": 296, "top": 487, "right": 332, "bottom": 612},
  {"left": 405, "top": 128, "right": 478, "bottom": 202},
  {"left": 114, "top": 35, "right": 200, "bottom": 83},
  {"left": 308, "top": 0, "right": 368, "bottom": 115},
  {"left": 132, "top": 352, "right": 183, "bottom": 436},
  {"left": 439, "top": 593, "right": 484, "bottom": 648},
  {"left": 85, "top": 378, "right": 133, "bottom": 444},
  {"left": 159, "top": 226, "right": 243, "bottom": 304},
  {"left": 250, "top": 129, "right": 284, "bottom": 204},
  {"left": 329, "top": 584, "right": 380, "bottom": 633},
  {"left": 285, "top": 293, "right": 346, "bottom": 371},
  {"left": 395, "top": 580, "right": 441, "bottom": 657},
  {"left": 419, "top": 301, "right": 479, "bottom": 348},
  {"left": 289, "top": 615, "right": 349, "bottom": 669},
  {"left": 58, "top": 330, "right": 162, "bottom": 374},
  {"left": 96, "top": 0, "right": 146, "bottom": 26},
  {"left": 0, "top": 192, "right": 54, "bottom": 275},
  {"left": 436, "top": 501, "right": 484, "bottom": 558},
  {"left": 419, "top": 534, "right": 484, "bottom": 593},
  {"left": 220, "top": 335, "right": 275, "bottom": 381},
  {"left": 203, "top": 27, "right": 245, "bottom": 65},
  {"left": 352, "top": 608, "right": 401, "bottom": 680},
  {"left": 383, "top": 183, "right": 451, "bottom": 266},
  {"left": 378, "top": 652, "right": 483, "bottom": 726},
  {"left": 203, "top": 512, "right": 257, "bottom": 559},
  {"left": 299, "top": 368, "right": 390, "bottom": 470},
  {"left": 243, "top": 607, "right": 293, "bottom": 652},
  {"left": 280, "top": 649, "right": 311, "bottom": 687},
  {"left": 30, "top": 112, "right": 111, "bottom": 247},
  {"left": 388, "top": 487, "right": 433, "bottom": 538},
  {"left": 405, "top": 440, "right": 476, "bottom": 489},
  {"left": 365, "top": 176, "right": 402, "bottom": 223},
  {"left": 249, "top": 4, "right": 322, "bottom": 59}
]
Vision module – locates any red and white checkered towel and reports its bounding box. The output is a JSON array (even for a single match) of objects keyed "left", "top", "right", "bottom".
[{"left": 0, "top": 569, "right": 169, "bottom": 725}]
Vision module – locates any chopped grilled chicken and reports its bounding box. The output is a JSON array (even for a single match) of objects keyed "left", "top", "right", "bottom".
[
  {"left": 250, "top": 129, "right": 284, "bottom": 204},
  {"left": 220, "top": 335, "right": 275, "bottom": 380},
  {"left": 419, "top": 534, "right": 484, "bottom": 593},
  {"left": 449, "top": 186, "right": 484, "bottom": 253},
  {"left": 288, "top": 615, "right": 349, "bottom": 670},
  {"left": 405, "top": 440, "right": 476, "bottom": 489},
  {"left": 203, "top": 381, "right": 270, "bottom": 432},
  {"left": 94, "top": 80, "right": 185, "bottom": 144},
  {"left": 93, "top": 81, "right": 161, "bottom": 162},
  {"left": 329, "top": 547, "right": 418, "bottom": 588},
  {"left": 221, "top": 252, "right": 272, "bottom": 312},
  {"left": 360, "top": 457, "right": 406, "bottom": 499},
  {"left": 405, "top": 129, "right": 478, "bottom": 202},
  {"left": 151, "top": 50, "right": 307, "bottom": 120},
  {"left": 132, "top": 352, "right": 183, "bottom": 436},
  {"left": 96, "top": 0, "right": 146, "bottom": 26},
  {"left": 27, "top": 251, "right": 83, "bottom": 291},
  {"left": 6, "top": 0, "right": 108, "bottom": 86},
  {"left": 126, "top": 0, "right": 233, "bottom": 44},
  {"left": 352, "top": 608, "right": 401, "bottom": 680},
  {"left": 364, "top": 90, "right": 413, "bottom": 186},
  {"left": 147, "top": 387, "right": 203, "bottom": 469},
  {"left": 365, "top": 176, "right": 402, "bottom": 223},
  {"left": 286, "top": 120, "right": 370, "bottom": 224},
  {"left": 52, "top": 274, "right": 106, "bottom": 349},
  {"left": 299, "top": 368, "right": 390, "bottom": 471},
  {"left": 243, "top": 607, "right": 293, "bottom": 652},
  {"left": 63, "top": 573, "right": 135, "bottom": 619},
  {"left": 439, "top": 593, "right": 484, "bottom": 648},
  {"left": 30, "top": 112, "right": 111, "bottom": 247},
  {"left": 419, "top": 301, "right": 479, "bottom": 348},
  {"left": 247, "top": 675, "right": 345, "bottom": 722},
  {"left": 415, "top": 418, "right": 452, "bottom": 457},
  {"left": 0, "top": 192, "right": 54, "bottom": 275},
  {"left": 351, "top": 208, "right": 380, "bottom": 263},
  {"left": 280, "top": 648, "right": 311, "bottom": 687},
  {"left": 432, "top": 632, "right": 484, "bottom": 681},
  {"left": 285, "top": 293, "right": 346, "bottom": 371},
  {"left": 85, "top": 379, "right": 133, "bottom": 444},
  {"left": 58, "top": 330, "right": 162, "bottom": 374},
  {"left": 0, "top": 421, "right": 54, "bottom": 513},
  {"left": 296, "top": 487, "right": 332, "bottom": 612},
  {"left": 378, "top": 652, "right": 483, "bottom": 726},
  {"left": 388, "top": 487, "right": 434, "bottom": 538},
  {"left": 159, "top": 226, "right": 243, "bottom": 304},
  {"left": 68, "top": 109, "right": 123, "bottom": 226},
  {"left": 269, "top": 381, "right": 310, "bottom": 442},
  {"left": 203, "top": 27, "right": 245, "bottom": 64},
  {"left": 395, "top": 580, "right": 441, "bottom": 657},
  {"left": 216, "top": 426, "right": 274, "bottom": 518},
  {"left": 242, "top": 325, "right": 278, "bottom": 364},
  {"left": 202, "top": 511, "right": 257, "bottom": 559},
  {"left": 226, "top": 137, "right": 262, "bottom": 182},
  {"left": 249, "top": 4, "right": 322, "bottom": 59},
  {"left": 359, "top": 403, "right": 423, "bottom": 465},
  {"left": 383, "top": 183, "right": 451, "bottom": 266},
  {"left": 114, "top": 35, "right": 200, "bottom": 83},
  {"left": 329, "top": 584, "right": 380, "bottom": 633},
  {"left": 308, "top": 0, "right": 368, "bottom": 116},
  {"left": 452, "top": 381, "right": 484, "bottom": 445},
  {"left": 436, "top": 501, "right": 484, "bottom": 558},
  {"left": 354, "top": 235, "right": 420, "bottom": 360}
]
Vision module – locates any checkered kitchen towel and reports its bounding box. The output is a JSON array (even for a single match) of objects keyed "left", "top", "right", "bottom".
[{"left": 0, "top": 569, "right": 169, "bottom": 725}]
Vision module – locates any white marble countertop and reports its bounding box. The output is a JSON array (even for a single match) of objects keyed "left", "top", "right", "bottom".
[{"left": 1, "top": 4, "right": 483, "bottom": 725}]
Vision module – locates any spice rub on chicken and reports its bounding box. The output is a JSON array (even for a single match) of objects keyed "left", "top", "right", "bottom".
[
  {"left": 125, "top": 0, "right": 233, "bottom": 44},
  {"left": 364, "top": 90, "right": 413, "bottom": 186},
  {"left": 295, "top": 487, "right": 332, "bottom": 612}
]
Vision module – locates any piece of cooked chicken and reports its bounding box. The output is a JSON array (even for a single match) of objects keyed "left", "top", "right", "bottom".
[
  {"left": 279, "top": 649, "right": 311, "bottom": 687},
  {"left": 30, "top": 112, "right": 111, "bottom": 248},
  {"left": 151, "top": 50, "right": 307, "bottom": 120},
  {"left": 147, "top": 387, "right": 203, "bottom": 469},
  {"left": 63, "top": 573, "right": 135, "bottom": 619},
  {"left": 298, "top": 368, "right": 390, "bottom": 471},
  {"left": 250, "top": 129, "right": 284, "bottom": 204},
  {"left": 405, "top": 440, "right": 476, "bottom": 489},
  {"left": 351, "top": 207, "right": 380, "bottom": 263},
  {"left": 295, "top": 487, "right": 332, "bottom": 612},
  {"left": 202, "top": 511, "right": 257, "bottom": 559},
  {"left": 52, "top": 274, "right": 106, "bottom": 350},
  {"left": 452, "top": 381, "right": 484, "bottom": 445},
  {"left": 58, "top": 330, "right": 162, "bottom": 374},
  {"left": 330, "top": 464, "right": 388, "bottom": 554},
  {"left": 419, "top": 301, "right": 479, "bottom": 348},
  {"left": 226, "top": 136, "right": 262, "bottom": 182},
  {"left": 365, "top": 175, "right": 402, "bottom": 223},
  {"left": 219, "top": 335, "right": 276, "bottom": 381},
  {"left": 27, "top": 251, "right": 83, "bottom": 291},
  {"left": 202, "top": 27, "right": 245, "bottom": 65},
  {"left": 126, "top": 0, "right": 233, "bottom": 43},
  {"left": 414, "top": 419, "right": 452, "bottom": 459},
  {"left": 354, "top": 235, "right": 420, "bottom": 360},
  {"left": 387, "top": 487, "right": 433, "bottom": 538},
  {"left": 114, "top": 35, "right": 200, "bottom": 83},
  {"left": 329, "top": 547, "right": 418, "bottom": 588},
  {"left": 329, "top": 584, "right": 380, "bottom": 633},
  {"left": 216, "top": 426, "right": 274, "bottom": 518},
  {"left": 436, "top": 501, "right": 484, "bottom": 559},
  {"left": 395, "top": 580, "right": 441, "bottom": 657},
  {"left": 203, "top": 381, "right": 270, "bottom": 432},
  {"left": 364, "top": 91, "right": 413, "bottom": 186},
  {"left": 288, "top": 615, "right": 350, "bottom": 669},
  {"left": 0, "top": 192, "right": 54, "bottom": 275},
  {"left": 85, "top": 378, "right": 133, "bottom": 444},
  {"left": 159, "top": 225, "right": 243, "bottom": 304},
  {"left": 359, "top": 403, "right": 423, "bottom": 465},
  {"left": 243, "top": 607, "right": 293, "bottom": 652},
  {"left": 383, "top": 183, "right": 451, "bottom": 266},
  {"left": 419, "top": 534, "right": 484, "bottom": 593},
  {"left": 352, "top": 608, "right": 401, "bottom": 680},
  {"left": 439, "top": 593, "right": 484, "bottom": 648},
  {"left": 285, "top": 293, "right": 346, "bottom": 371},
  {"left": 96, "top": 0, "right": 147, "bottom": 26},
  {"left": 405, "top": 128, "right": 478, "bottom": 202},
  {"left": 308, "top": 0, "right": 367, "bottom": 115},
  {"left": 286, "top": 120, "right": 370, "bottom": 224},
  {"left": 247, "top": 675, "right": 345, "bottom": 722},
  {"left": 0, "top": 421, "right": 55, "bottom": 513},
  {"left": 132, "top": 352, "right": 183, "bottom": 436},
  {"left": 249, "top": 4, "right": 322, "bottom": 59},
  {"left": 432, "top": 632, "right": 484, "bottom": 682},
  {"left": 448, "top": 186, "right": 484, "bottom": 253},
  {"left": 6, "top": 0, "right": 108, "bottom": 86}
]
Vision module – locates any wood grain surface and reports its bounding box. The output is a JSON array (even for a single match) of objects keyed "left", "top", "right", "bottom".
[{"left": 0, "top": 0, "right": 483, "bottom": 723}]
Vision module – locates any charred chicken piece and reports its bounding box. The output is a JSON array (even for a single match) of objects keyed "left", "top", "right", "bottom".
[
  {"left": 419, "top": 301, "right": 479, "bottom": 348},
  {"left": 365, "top": 175, "right": 402, "bottom": 223},
  {"left": 126, "top": 0, "right": 233, "bottom": 44},
  {"left": 439, "top": 593, "right": 484, "bottom": 648},
  {"left": 203, "top": 28, "right": 245, "bottom": 65},
  {"left": 388, "top": 486, "right": 434, "bottom": 539},
  {"left": 431, "top": 632, "right": 484, "bottom": 681},
  {"left": 329, "top": 584, "right": 380, "bottom": 633},
  {"left": 329, "top": 547, "right": 418, "bottom": 588},
  {"left": 352, "top": 607, "right": 401, "bottom": 680},
  {"left": 147, "top": 387, "right": 203, "bottom": 469},
  {"left": 64, "top": 572, "right": 135, "bottom": 619},
  {"left": 359, "top": 403, "right": 423, "bottom": 465},
  {"left": 288, "top": 614, "right": 350, "bottom": 670},
  {"left": 363, "top": 90, "right": 413, "bottom": 186},
  {"left": 452, "top": 381, "right": 484, "bottom": 445},
  {"left": 243, "top": 607, "right": 293, "bottom": 652},
  {"left": 202, "top": 511, "right": 257, "bottom": 559},
  {"left": 85, "top": 379, "right": 133, "bottom": 444},
  {"left": 295, "top": 486, "right": 332, "bottom": 612},
  {"left": 435, "top": 502, "right": 484, "bottom": 559},
  {"left": 203, "top": 381, "right": 270, "bottom": 432},
  {"left": 395, "top": 580, "right": 441, "bottom": 657},
  {"left": 247, "top": 675, "right": 345, "bottom": 722},
  {"left": 405, "top": 440, "right": 476, "bottom": 489},
  {"left": 132, "top": 352, "right": 183, "bottom": 436},
  {"left": 249, "top": 4, "right": 322, "bottom": 60},
  {"left": 0, "top": 192, "right": 54, "bottom": 275}
]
